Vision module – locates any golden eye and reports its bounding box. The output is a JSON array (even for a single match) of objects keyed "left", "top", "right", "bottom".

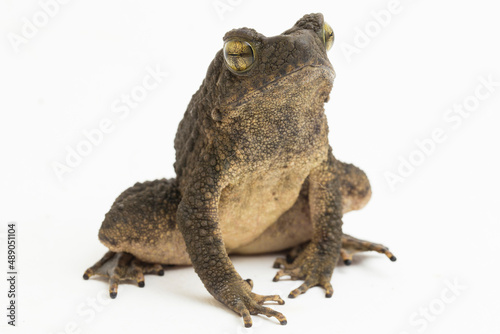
[
  {"left": 322, "top": 22, "right": 334, "bottom": 51},
  {"left": 223, "top": 39, "right": 256, "bottom": 73}
]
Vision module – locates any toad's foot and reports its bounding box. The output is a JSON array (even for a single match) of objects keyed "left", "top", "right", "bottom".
[
  {"left": 83, "top": 251, "right": 165, "bottom": 298},
  {"left": 275, "top": 234, "right": 397, "bottom": 268},
  {"left": 273, "top": 243, "right": 335, "bottom": 299},
  {"left": 221, "top": 279, "right": 286, "bottom": 328},
  {"left": 340, "top": 234, "right": 397, "bottom": 265}
]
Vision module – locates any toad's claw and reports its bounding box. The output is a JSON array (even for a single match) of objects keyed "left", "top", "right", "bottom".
[
  {"left": 83, "top": 251, "right": 165, "bottom": 298},
  {"left": 288, "top": 279, "right": 333, "bottom": 298},
  {"left": 273, "top": 267, "right": 334, "bottom": 298},
  {"left": 340, "top": 234, "right": 397, "bottom": 265},
  {"left": 273, "top": 243, "right": 336, "bottom": 299},
  {"left": 220, "top": 280, "right": 287, "bottom": 327},
  {"left": 236, "top": 296, "right": 287, "bottom": 327},
  {"left": 253, "top": 292, "right": 285, "bottom": 305}
]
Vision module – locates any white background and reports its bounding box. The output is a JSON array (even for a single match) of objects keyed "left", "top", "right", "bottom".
[{"left": 1, "top": 0, "right": 499, "bottom": 333}]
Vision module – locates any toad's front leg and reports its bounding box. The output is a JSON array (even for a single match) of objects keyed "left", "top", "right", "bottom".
[
  {"left": 176, "top": 173, "right": 286, "bottom": 328},
  {"left": 273, "top": 150, "right": 343, "bottom": 298}
]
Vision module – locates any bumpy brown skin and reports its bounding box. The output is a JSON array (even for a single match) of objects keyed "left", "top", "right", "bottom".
[
  {"left": 85, "top": 13, "right": 396, "bottom": 327},
  {"left": 97, "top": 161, "right": 374, "bottom": 262}
]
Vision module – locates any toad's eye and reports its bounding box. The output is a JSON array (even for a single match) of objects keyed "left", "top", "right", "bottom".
[
  {"left": 223, "top": 39, "right": 256, "bottom": 73},
  {"left": 322, "top": 22, "right": 334, "bottom": 51}
]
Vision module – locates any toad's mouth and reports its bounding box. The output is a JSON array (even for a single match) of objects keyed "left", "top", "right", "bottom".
[{"left": 224, "top": 64, "right": 335, "bottom": 111}]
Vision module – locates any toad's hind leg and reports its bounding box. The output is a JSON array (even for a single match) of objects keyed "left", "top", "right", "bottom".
[
  {"left": 83, "top": 251, "right": 165, "bottom": 298},
  {"left": 340, "top": 234, "right": 396, "bottom": 265},
  {"left": 275, "top": 234, "right": 396, "bottom": 268},
  {"left": 84, "top": 178, "right": 190, "bottom": 298}
]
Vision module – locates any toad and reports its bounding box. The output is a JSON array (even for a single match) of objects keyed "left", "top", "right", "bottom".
[{"left": 84, "top": 13, "right": 396, "bottom": 327}]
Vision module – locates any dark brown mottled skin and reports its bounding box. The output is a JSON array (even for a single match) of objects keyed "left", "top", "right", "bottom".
[{"left": 84, "top": 13, "right": 396, "bottom": 327}]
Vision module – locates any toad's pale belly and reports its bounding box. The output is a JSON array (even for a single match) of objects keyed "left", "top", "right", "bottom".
[{"left": 218, "top": 167, "right": 311, "bottom": 251}]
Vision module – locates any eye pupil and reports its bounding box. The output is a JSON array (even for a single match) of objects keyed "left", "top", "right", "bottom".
[{"left": 223, "top": 39, "right": 256, "bottom": 73}]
